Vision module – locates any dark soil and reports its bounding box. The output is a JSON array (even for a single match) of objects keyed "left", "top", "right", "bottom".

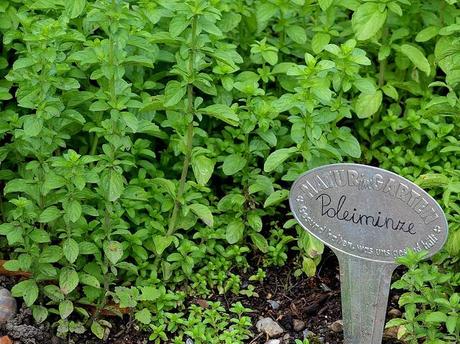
[
  {"left": 0, "top": 252, "right": 404, "bottom": 344},
  {"left": 236, "top": 251, "right": 403, "bottom": 344}
]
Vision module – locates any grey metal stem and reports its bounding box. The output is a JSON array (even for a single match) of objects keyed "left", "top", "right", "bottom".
[{"left": 334, "top": 250, "right": 398, "bottom": 344}]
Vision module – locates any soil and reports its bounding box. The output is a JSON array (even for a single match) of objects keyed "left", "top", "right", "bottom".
[{"left": 0, "top": 251, "right": 404, "bottom": 344}]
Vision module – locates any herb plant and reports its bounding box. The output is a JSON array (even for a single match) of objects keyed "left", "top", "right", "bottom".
[{"left": 0, "top": 0, "right": 458, "bottom": 342}]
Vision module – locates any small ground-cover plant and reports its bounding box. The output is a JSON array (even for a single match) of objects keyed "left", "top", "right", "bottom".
[{"left": 0, "top": 0, "right": 458, "bottom": 342}]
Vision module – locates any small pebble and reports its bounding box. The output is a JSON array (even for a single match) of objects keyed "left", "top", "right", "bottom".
[
  {"left": 293, "top": 319, "right": 306, "bottom": 332},
  {"left": 388, "top": 308, "right": 402, "bottom": 318},
  {"left": 265, "top": 340, "right": 280, "bottom": 344},
  {"left": 267, "top": 300, "right": 280, "bottom": 310},
  {"left": 303, "top": 328, "right": 316, "bottom": 339},
  {"left": 256, "top": 317, "right": 284, "bottom": 337},
  {"left": 282, "top": 333, "right": 290, "bottom": 342},
  {"left": 186, "top": 338, "right": 194, "bottom": 344},
  {"left": 329, "top": 319, "right": 343, "bottom": 333},
  {"left": 320, "top": 283, "right": 332, "bottom": 292}
]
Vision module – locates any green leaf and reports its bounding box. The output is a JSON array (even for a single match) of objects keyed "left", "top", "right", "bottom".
[
  {"left": 40, "top": 246, "right": 63, "bottom": 263},
  {"left": 59, "top": 300, "right": 74, "bottom": 319},
  {"left": 415, "top": 26, "right": 439, "bottom": 42},
  {"left": 66, "top": 0, "right": 86, "bottom": 18},
  {"left": 286, "top": 25, "right": 306, "bottom": 44},
  {"left": 30, "top": 229, "right": 51, "bottom": 243},
  {"left": 189, "top": 203, "right": 214, "bottom": 227},
  {"left": 4, "top": 179, "right": 31, "bottom": 194},
  {"left": 12, "top": 279, "right": 39, "bottom": 306},
  {"left": 139, "top": 286, "right": 161, "bottom": 302},
  {"left": 66, "top": 200, "right": 82, "bottom": 223},
  {"left": 250, "top": 232, "right": 268, "bottom": 253},
  {"left": 122, "top": 112, "right": 139, "bottom": 132},
  {"left": 222, "top": 154, "right": 247, "bottom": 176},
  {"left": 382, "top": 84, "right": 399, "bottom": 100},
  {"left": 152, "top": 235, "right": 174, "bottom": 256},
  {"left": 89, "top": 100, "right": 109, "bottom": 112},
  {"left": 352, "top": 3, "right": 387, "bottom": 41},
  {"left": 261, "top": 50, "right": 278, "bottom": 65},
  {"left": 217, "top": 194, "right": 246, "bottom": 211},
  {"left": 318, "top": 0, "right": 333, "bottom": 11},
  {"left": 23, "top": 116, "right": 43, "bottom": 137},
  {"left": 355, "top": 91, "right": 382, "bottom": 118},
  {"left": 0, "top": 223, "right": 23, "bottom": 245},
  {"left": 446, "top": 315, "right": 457, "bottom": 334},
  {"left": 247, "top": 213, "right": 263, "bottom": 231},
  {"left": 302, "top": 257, "right": 317, "bottom": 277},
  {"left": 13, "top": 57, "right": 35, "bottom": 70},
  {"left": 200, "top": 104, "right": 239, "bottom": 126},
  {"left": 91, "top": 321, "right": 105, "bottom": 339},
  {"left": 59, "top": 267, "right": 79, "bottom": 295},
  {"left": 191, "top": 155, "right": 214, "bottom": 185},
  {"left": 400, "top": 44, "right": 431, "bottom": 75},
  {"left": 264, "top": 147, "right": 298, "bottom": 172},
  {"left": 43, "top": 173, "right": 66, "bottom": 194},
  {"left": 425, "top": 311, "right": 448, "bottom": 323},
  {"left": 102, "top": 170, "right": 124, "bottom": 202},
  {"left": 164, "top": 81, "right": 186, "bottom": 107},
  {"left": 63, "top": 238, "right": 79, "bottom": 264},
  {"left": 169, "top": 15, "right": 189, "bottom": 37},
  {"left": 264, "top": 190, "right": 289, "bottom": 208},
  {"left": 39, "top": 207, "right": 61, "bottom": 223},
  {"left": 135, "top": 308, "right": 152, "bottom": 325},
  {"left": 32, "top": 305, "right": 48, "bottom": 324},
  {"left": 304, "top": 234, "right": 324, "bottom": 258},
  {"left": 226, "top": 220, "right": 244, "bottom": 244},
  {"left": 43, "top": 285, "right": 64, "bottom": 302},
  {"left": 336, "top": 128, "right": 361, "bottom": 158},
  {"left": 103, "top": 241, "right": 123, "bottom": 265},
  {"left": 79, "top": 273, "right": 100, "bottom": 288},
  {"left": 312, "top": 33, "right": 331, "bottom": 54}
]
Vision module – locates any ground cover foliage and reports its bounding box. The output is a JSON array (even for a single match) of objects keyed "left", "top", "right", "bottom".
[{"left": 0, "top": 0, "right": 459, "bottom": 342}]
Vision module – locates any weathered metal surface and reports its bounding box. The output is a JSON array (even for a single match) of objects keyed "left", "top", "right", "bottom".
[{"left": 289, "top": 163, "right": 448, "bottom": 344}]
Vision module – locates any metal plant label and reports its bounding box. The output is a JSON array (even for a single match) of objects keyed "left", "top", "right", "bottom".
[{"left": 289, "top": 163, "right": 448, "bottom": 344}]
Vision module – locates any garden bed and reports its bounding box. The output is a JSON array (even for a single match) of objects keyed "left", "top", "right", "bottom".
[{"left": 0, "top": 252, "right": 403, "bottom": 344}]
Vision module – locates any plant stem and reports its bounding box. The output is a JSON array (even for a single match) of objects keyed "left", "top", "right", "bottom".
[
  {"left": 378, "top": 28, "right": 389, "bottom": 87},
  {"left": 167, "top": 15, "right": 198, "bottom": 236},
  {"left": 378, "top": 58, "right": 386, "bottom": 87}
]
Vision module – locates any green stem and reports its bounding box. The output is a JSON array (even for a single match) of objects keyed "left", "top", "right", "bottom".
[
  {"left": 378, "top": 28, "right": 389, "bottom": 87},
  {"left": 378, "top": 58, "right": 386, "bottom": 87},
  {"left": 90, "top": 135, "right": 99, "bottom": 156},
  {"left": 167, "top": 15, "right": 198, "bottom": 236},
  {"left": 0, "top": 195, "right": 5, "bottom": 222}
]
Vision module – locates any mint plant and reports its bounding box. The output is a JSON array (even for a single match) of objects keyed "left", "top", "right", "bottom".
[{"left": 0, "top": 0, "right": 458, "bottom": 342}]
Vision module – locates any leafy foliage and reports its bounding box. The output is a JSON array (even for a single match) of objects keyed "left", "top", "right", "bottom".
[{"left": 0, "top": 0, "right": 458, "bottom": 342}]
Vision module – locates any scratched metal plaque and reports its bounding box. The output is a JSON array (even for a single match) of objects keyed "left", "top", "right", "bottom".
[
  {"left": 290, "top": 163, "right": 448, "bottom": 263},
  {"left": 290, "top": 163, "right": 448, "bottom": 343}
]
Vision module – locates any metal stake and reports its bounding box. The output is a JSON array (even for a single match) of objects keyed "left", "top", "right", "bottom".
[{"left": 335, "top": 250, "right": 397, "bottom": 344}]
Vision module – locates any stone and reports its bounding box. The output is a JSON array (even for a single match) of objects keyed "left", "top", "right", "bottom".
[
  {"left": 329, "top": 319, "right": 343, "bottom": 333},
  {"left": 293, "top": 319, "right": 306, "bottom": 332},
  {"left": 388, "top": 308, "right": 402, "bottom": 318},
  {"left": 303, "top": 328, "right": 316, "bottom": 339},
  {"left": 256, "top": 317, "right": 284, "bottom": 337},
  {"left": 267, "top": 300, "right": 280, "bottom": 310},
  {"left": 281, "top": 333, "right": 290, "bottom": 343},
  {"left": 265, "top": 340, "right": 280, "bottom": 344}
]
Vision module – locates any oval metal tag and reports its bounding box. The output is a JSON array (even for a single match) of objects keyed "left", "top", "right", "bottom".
[{"left": 290, "top": 163, "right": 448, "bottom": 263}]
